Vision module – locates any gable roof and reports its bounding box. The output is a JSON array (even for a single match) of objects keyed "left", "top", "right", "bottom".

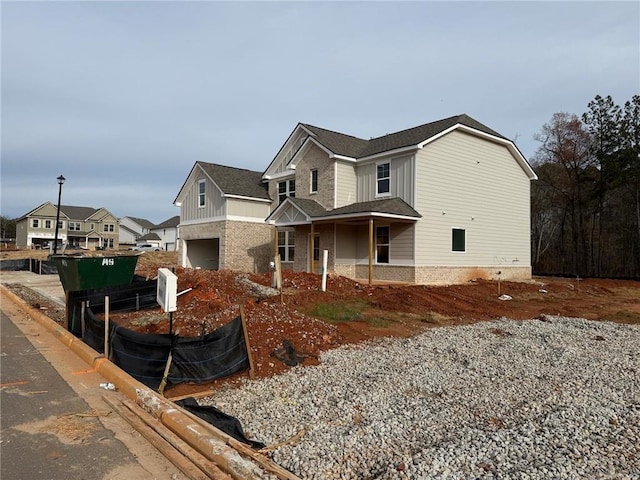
[
  {"left": 301, "top": 114, "right": 507, "bottom": 160},
  {"left": 198, "top": 161, "right": 270, "bottom": 199},
  {"left": 175, "top": 161, "right": 270, "bottom": 204},
  {"left": 123, "top": 216, "right": 156, "bottom": 230}
]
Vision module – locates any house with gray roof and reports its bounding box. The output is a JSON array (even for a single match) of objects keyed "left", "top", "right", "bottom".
[
  {"left": 175, "top": 114, "right": 537, "bottom": 284},
  {"left": 173, "top": 162, "right": 272, "bottom": 271},
  {"left": 150, "top": 215, "right": 180, "bottom": 251},
  {"left": 264, "top": 114, "right": 537, "bottom": 284},
  {"left": 16, "top": 202, "right": 120, "bottom": 250}
]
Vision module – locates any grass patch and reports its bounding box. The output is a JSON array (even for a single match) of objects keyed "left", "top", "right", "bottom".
[
  {"left": 605, "top": 310, "right": 640, "bottom": 324},
  {"left": 309, "top": 299, "right": 369, "bottom": 323},
  {"left": 419, "top": 311, "right": 451, "bottom": 324}
]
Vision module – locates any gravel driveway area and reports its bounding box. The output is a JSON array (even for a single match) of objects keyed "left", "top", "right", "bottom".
[{"left": 202, "top": 316, "right": 639, "bottom": 479}]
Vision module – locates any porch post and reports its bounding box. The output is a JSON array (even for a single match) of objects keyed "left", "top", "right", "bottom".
[
  {"left": 273, "top": 226, "right": 278, "bottom": 257},
  {"left": 368, "top": 218, "right": 373, "bottom": 285},
  {"left": 309, "top": 223, "right": 315, "bottom": 273}
]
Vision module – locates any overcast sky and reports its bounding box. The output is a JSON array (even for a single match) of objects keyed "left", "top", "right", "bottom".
[{"left": 2, "top": 1, "right": 638, "bottom": 224}]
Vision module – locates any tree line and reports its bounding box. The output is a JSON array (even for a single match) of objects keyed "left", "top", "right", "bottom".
[{"left": 531, "top": 94, "right": 640, "bottom": 278}]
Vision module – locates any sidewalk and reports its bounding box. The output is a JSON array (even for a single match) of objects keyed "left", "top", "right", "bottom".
[{"left": 0, "top": 291, "right": 187, "bottom": 479}]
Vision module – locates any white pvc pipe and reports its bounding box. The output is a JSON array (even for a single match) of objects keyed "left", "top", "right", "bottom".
[{"left": 321, "top": 249, "right": 328, "bottom": 291}]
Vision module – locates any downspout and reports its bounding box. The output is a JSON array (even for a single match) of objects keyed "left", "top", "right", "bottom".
[{"left": 368, "top": 218, "right": 373, "bottom": 285}]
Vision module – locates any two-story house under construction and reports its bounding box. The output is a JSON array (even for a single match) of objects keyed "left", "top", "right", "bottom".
[{"left": 176, "top": 114, "right": 537, "bottom": 284}]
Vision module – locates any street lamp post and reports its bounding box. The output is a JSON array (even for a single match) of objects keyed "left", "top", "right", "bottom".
[{"left": 53, "top": 175, "right": 65, "bottom": 255}]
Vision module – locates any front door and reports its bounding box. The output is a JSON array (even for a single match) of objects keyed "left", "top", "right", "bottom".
[{"left": 309, "top": 233, "right": 320, "bottom": 274}]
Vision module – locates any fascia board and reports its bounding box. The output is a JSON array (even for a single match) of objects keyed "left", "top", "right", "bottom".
[
  {"left": 290, "top": 137, "right": 335, "bottom": 169},
  {"left": 356, "top": 145, "right": 421, "bottom": 163},
  {"left": 312, "top": 211, "right": 420, "bottom": 222},
  {"left": 264, "top": 169, "right": 296, "bottom": 181},
  {"left": 263, "top": 123, "right": 310, "bottom": 177},
  {"left": 224, "top": 194, "right": 272, "bottom": 203},
  {"left": 173, "top": 162, "right": 200, "bottom": 204}
]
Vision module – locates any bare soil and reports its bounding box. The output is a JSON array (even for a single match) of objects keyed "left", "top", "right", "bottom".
[{"left": 4, "top": 249, "right": 639, "bottom": 398}]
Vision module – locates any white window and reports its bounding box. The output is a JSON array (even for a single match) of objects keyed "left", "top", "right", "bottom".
[
  {"left": 376, "top": 162, "right": 390, "bottom": 196},
  {"left": 376, "top": 226, "right": 390, "bottom": 264},
  {"left": 452, "top": 228, "right": 466, "bottom": 252},
  {"left": 103, "top": 223, "right": 115, "bottom": 232},
  {"left": 45, "top": 220, "right": 52, "bottom": 229},
  {"left": 278, "top": 230, "right": 295, "bottom": 262},
  {"left": 69, "top": 222, "right": 81, "bottom": 231},
  {"left": 278, "top": 179, "right": 296, "bottom": 203},
  {"left": 310, "top": 169, "right": 318, "bottom": 193},
  {"left": 31, "top": 219, "right": 39, "bottom": 228},
  {"left": 198, "top": 179, "right": 206, "bottom": 208}
]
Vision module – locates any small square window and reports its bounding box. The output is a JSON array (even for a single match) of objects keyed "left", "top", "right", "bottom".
[{"left": 452, "top": 228, "right": 466, "bottom": 252}]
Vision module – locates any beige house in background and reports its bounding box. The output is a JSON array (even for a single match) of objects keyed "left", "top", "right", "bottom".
[
  {"left": 176, "top": 114, "right": 537, "bottom": 284},
  {"left": 16, "top": 202, "right": 120, "bottom": 250}
]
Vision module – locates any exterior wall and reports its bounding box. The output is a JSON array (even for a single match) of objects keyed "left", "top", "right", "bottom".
[
  {"left": 335, "top": 161, "right": 357, "bottom": 208},
  {"left": 180, "top": 220, "right": 273, "bottom": 273},
  {"left": 353, "top": 264, "right": 416, "bottom": 283},
  {"left": 414, "top": 130, "right": 532, "bottom": 272},
  {"left": 181, "top": 170, "right": 226, "bottom": 222},
  {"left": 150, "top": 226, "right": 177, "bottom": 251},
  {"left": 119, "top": 217, "right": 149, "bottom": 236},
  {"left": 356, "top": 154, "right": 415, "bottom": 205},
  {"left": 227, "top": 198, "right": 271, "bottom": 220},
  {"left": 414, "top": 266, "right": 532, "bottom": 285},
  {"left": 294, "top": 143, "right": 335, "bottom": 209}
]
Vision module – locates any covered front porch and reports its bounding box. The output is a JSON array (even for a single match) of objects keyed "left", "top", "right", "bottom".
[{"left": 267, "top": 197, "right": 421, "bottom": 285}]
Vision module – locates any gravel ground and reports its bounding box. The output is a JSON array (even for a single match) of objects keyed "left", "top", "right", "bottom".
[{"left": 202, "top": 316, "right": 640, "bottom": 479}]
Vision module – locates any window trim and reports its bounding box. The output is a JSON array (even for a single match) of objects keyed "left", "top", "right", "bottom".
[
  {"left": 310, "top": 169, "right": 318, "bottom": 194},
  {"left": 278, "top": 179, "right": 296, "bottom": 203},
  {"left": 277, "top": 229, "right": 295, "bottom": 263},
  {"left": 44, "top": 219, "right": 52, "bottom": 229},
  {"left": 375, "top": 225, "right": 390, "bottom": 264},
  {"left": 452, "top": 228, "right": 466, "bottom": 253},
  {"left": 198, "top": 179, "right": 206, "bottom": 208},
  {"left": 31, "top": 219, "right": 39, "bottom": 228},
  {"left": 376, "top": 161, "right": 391, "bottom": 197}
]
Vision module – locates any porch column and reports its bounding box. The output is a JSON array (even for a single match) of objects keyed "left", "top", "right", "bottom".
[
  {"left": 368, "top": 218, "right": 373, "bottom": 285},
  {"left": 309, "top": 223, "right": 315, "bottom": 273}
]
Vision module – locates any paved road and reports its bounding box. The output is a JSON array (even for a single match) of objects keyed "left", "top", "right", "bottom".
[{"left": 0, "top": 278, "right": 186, "bottom": 479}]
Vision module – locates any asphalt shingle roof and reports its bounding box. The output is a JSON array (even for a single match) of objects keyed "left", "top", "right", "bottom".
[
  {"left": 288, "top": 197, "right": 420, "bottom": 219},
  {"left": 154, "top": 215, "right": 180, "bottom": 228},
  {"left": 301, "top": 114, "right": 506, "bottom": 159},
  {"left": 198, "top": 162, "right": 270, "bottom": 200}
]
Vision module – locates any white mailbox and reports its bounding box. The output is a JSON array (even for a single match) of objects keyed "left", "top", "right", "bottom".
[{"left": 157, "top": 268, "right": 178, "bottom": 313}]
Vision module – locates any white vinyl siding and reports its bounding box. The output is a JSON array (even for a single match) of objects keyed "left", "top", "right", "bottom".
[
  {"left": 414, "top": 130, "right": 531, "bottom": 266},
  {"left": 356, "top": 155, "right": 415, "bottom": 204},
  {"left": 227, "top": 198, "right": 270, "bottom": 220},
  {"left": 182, "top": 173, "right": 226, "bottom": 222},
  {"left": 335, "top": 161, "right": 357, "bottom": 208}
]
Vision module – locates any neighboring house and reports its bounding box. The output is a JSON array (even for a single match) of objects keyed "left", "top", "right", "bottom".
[
  {"left": 263, "top": 114, "right": 538, "bottom": 284},
  {"left": 134, "top": 233, "right": 162, "bottom": 249},
  {"left": 16, "top": 202, "right": 120, "bottom": 250},
  {"left": 118, "top": 216, "right": 156, "bottom": 246},
  {"left": 150, "top": 215, "right": 179, "bottom": 251},
  {"left": 173, "top": 162, "right": 272, "bottom": 271}
]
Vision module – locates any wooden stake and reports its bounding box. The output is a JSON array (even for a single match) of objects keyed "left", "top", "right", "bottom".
[
  {"left": 80, "top": 301, "right": 86, "bottom": 339},
  {"left": 158, "top": 352, "right": 173, "bottom": 395},
  {"left": 240, "top": 306, "right": 256, "bottom": 379}
]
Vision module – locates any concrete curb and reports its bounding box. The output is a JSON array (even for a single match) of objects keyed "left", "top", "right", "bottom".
[{"left": 1, "top": 285, "right": 299, "bottom": 480}]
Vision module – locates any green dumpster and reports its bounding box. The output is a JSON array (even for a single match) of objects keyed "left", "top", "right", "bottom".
[{"left": 50, "top": 254, "right": 140, "bottom": 292}]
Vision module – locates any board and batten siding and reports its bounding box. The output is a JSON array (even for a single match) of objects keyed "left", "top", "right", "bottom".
[
  {"left": 414, "top": 130, "right": 532, "bottom": 267},
  {"left": 181, "top": 172, "right": 226, "bottom": 222},
  {"left": 335, "top": 161, "right": 357, "bottom": 208},
  {"left": 356, "top": 155, "right": 415, "bottom": 205}
]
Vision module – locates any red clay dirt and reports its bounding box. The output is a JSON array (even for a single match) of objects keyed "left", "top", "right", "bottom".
[{"left": 4, "top": 250, "right": 639, "bottom": 398}]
